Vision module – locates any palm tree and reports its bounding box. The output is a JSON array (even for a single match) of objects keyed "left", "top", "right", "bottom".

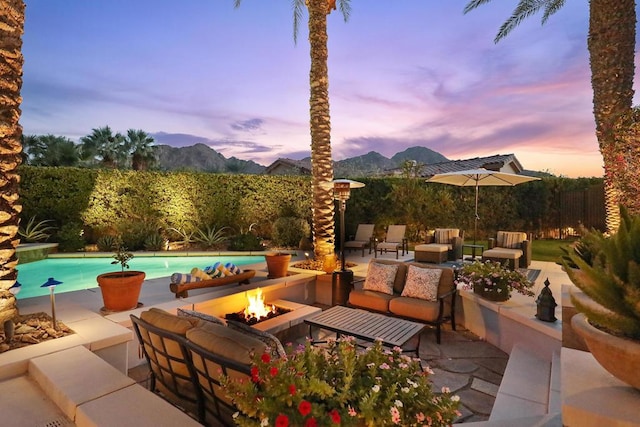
[
  {"left": 124, "top": 129, "right": 156, "bottom": 170},
  {"left": 464, "top": 0, "right": 636, "bottom": 233},
  {"left": 23, "top": 134, "right": 79, "bottom": 166},
  {"left": 235, "top": 0, "right": 350, "bottom": 260},
  {"left": 79, "top": 126, "right": 126, "bottom": 168},
  {"left": 0, "top": 0, "right": 25, "bottom": 323}
]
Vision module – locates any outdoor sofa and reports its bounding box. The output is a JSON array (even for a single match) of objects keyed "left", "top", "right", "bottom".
[
  {"left": 131, "top": 308, "right": 285, "bottom": 426},
  {"left": 348, "top": 259, "right": 456, "bottom": 344}
]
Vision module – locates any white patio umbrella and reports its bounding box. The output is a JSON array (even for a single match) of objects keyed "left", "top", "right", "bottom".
[{"left": 426, "top": 168, "right": 540, "bottom": 244}]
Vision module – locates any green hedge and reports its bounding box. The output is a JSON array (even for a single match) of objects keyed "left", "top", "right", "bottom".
[{"left": 18, "top": 166, "right": 603, "bottom": 250}]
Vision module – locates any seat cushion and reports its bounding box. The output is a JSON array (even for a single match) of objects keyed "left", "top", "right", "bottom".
[
  {"left": 348, "top": 289, "right": 396, "bottom": 313},
  {"left": 186, "top": 322, "right": 267, "bottom": 365},
  {"left": 401, "top": 265, "right": 442, "bottom": 301},
  {"left": 377, "top": 241, "right": 400, "bottom": 251},
  {"left": 414, "top": 244, "right": 449, "bottom": 253},
  {"left": 483, "top": 248, "right": 523, "bottom": 260},
  {"left": 363, "top": 262, "right": 399, "bottom": 295},
  {"left": 389, "top": 297, "right": 440, "bottom": 323}
]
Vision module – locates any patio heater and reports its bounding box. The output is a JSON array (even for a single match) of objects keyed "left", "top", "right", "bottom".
[{"left": 321, "top": 179, "right": 365, "bottom": 306}]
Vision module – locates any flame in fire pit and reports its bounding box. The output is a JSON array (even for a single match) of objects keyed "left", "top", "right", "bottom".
[{"left": 244, "top": 288, "right": 276, "bottom": 319}]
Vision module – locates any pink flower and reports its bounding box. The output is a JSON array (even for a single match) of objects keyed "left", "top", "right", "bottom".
[{"left": 390, "top": 406, "right": 400, "bottom": 424}]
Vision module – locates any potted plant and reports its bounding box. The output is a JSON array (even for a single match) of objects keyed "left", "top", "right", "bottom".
[
  {"left": 221, "top": 337, "right": 461, "bottom": 426},
  {"left": 264, "top": 252, "right": 291, "bottom": 279},
  {"left": 96, "top": 243, "right": 145, "bottom": 312},
  {"left": 455, "top": 260, "right": 534, "bottom": 302},
  {"left": 563, "top": 207, "right": 640, "bottom": 389}
]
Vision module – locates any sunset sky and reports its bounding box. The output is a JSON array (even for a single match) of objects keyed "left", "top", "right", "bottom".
[{"left": 20, "top": 0, "right": 639, "bottom": 177}]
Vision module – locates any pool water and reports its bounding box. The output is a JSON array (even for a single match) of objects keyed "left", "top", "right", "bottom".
[{"left": 15, "top": 255, "right": 262, "bottom": 299}]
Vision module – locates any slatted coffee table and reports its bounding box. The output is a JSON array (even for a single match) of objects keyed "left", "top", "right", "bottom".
[{"left": 305, "top": 305, "right": 425, "bottom": 357}]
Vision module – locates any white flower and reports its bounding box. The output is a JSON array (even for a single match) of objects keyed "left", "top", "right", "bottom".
[
  {"left": 394, "top": 399, "right": 403, "bottom": 407},
  {"left": 260, "top": 418, "right": 269, "bottom": 427},
  {"left": 401, "top": 387, "right": 410, "bottom": 393},
  {"left": 441, "top": 386, "right": 451, "bottom": 393},
  {"left": 452, "top": 395, "right": 460, "bottom": 402},
  {"left": 372, "top": 384, "right": 380, "bottom": 393},
  {"left": 233, "top": 412, "right": 239, "bottom": 419}
]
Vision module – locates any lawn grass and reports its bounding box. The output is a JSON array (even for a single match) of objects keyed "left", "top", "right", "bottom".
[{"left": 531, "top": 239, "right": 575, "bottom": 263}]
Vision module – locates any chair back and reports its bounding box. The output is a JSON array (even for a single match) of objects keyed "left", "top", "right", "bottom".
[
  {"left": 130, "top": 314, "right": 201, "bottom": 419},
  {"left": 496, "top": 231, "right": 527, "bottom": 248},
  {"left": 434, "top": 228, "right": 460, "bottom": 244},
  {"left": 353, "top": 224, "right": 375, "bottom": 241},
  {"left": 385, "top": 225, "right": 406, "bottom": 243}
]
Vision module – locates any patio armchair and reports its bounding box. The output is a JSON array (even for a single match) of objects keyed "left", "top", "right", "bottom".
[
  {"left": 375, "top": 225, "right": 407, "bottom": 259},
  {"left": 482, "top": 231, "right": 532, "bottom": 269},
  {"left": 414, "top": 228, "right": 464, "bottom": 263},
  {"left": 343, "top": 223, "right": 375, "bottom": 256}
]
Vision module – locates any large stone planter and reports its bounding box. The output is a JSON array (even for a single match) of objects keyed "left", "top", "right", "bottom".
[{"left": 572, "top": 312, "right": 640, "bottom": 390}]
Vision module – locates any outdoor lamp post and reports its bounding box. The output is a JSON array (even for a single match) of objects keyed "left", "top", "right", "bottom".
[
  {"left": 41, "top": 278, "right": 62, "bottom": 331},
  {"left": 321, "top": 179, "right": 365, "bottom": 306}
]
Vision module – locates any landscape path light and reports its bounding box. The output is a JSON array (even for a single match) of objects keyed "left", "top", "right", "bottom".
[{"left": 41, "top": 278, "right": 62, "bottom": 331}]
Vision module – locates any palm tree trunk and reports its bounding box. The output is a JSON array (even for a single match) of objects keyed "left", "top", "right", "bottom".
[
  {"left": 589, "top": 0, "right": 636, "bottom": 233},
  {"left": 308, "top": 0, "right": 335, "bottom": 260},
  {"left": 0, "top": 0, "right": 25, "bottom": 323}
]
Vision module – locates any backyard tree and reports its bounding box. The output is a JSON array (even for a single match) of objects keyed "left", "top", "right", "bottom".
[
  {"left": 79, "top": 125, "right": 126, "bottom": 168},
  {"left": 0, "top": 0, "right": 25, "bottom": 323},
  {"left": 235, "top": 0, "right": 351, "bottom": 261},
  {"left": 124, "top": 129, "right": 156, "bottom": 171},
  {"left": 464, "top": 0, "right": 637, "bottom": 233}
]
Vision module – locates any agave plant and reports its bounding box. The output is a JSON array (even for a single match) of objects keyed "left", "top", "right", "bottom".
[
  {"left": 193, "top": 225, "right": 228, "bottom": 249},
  {"left": 18, "top": 216, "right": 55, "bottom": 242},
  {"left": 564, "top": 207, "right": 640, "bottom": 339}
]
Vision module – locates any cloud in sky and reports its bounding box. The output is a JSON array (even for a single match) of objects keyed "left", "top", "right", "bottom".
[{"left": 19, "top": 0, "right": 635, "bottom": 177}]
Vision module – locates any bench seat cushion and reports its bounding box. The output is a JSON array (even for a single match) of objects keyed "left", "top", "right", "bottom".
[
  {"left": 414, "top": 243, "right": 450, "bottom": 253},
  {"left": 186, "top": 322, "right": 267, "bottom": 365},
  {"left": 348, "top": 289, "right": 397, "bottom": 313},
  {"left": 389, "top": 297, "right": 440, "bottom": 323}
]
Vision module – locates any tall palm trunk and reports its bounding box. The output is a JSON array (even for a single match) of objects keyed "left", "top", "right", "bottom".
[
  {"left": 308, "top": 0, "right": 335, "bottom": 260},
  {"left": 589, "top": 0, "right": 636, "bottom": 233},
  {"left": 0, "top": 0, "right": 24, "bottom": 323}
]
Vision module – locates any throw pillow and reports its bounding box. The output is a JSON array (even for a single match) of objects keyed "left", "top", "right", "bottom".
[
  {"left": 140, "top": 308, "right": 198, "bottom": 335},
  {"left": 186, "top": 322, "right": 267, "bottom": 365},
  {"left": 401, "top": 265, "right": 443, "bottom": 301},
  {"left": 177, "top": 308, "right": 226, "bottom": 327},
  {"left": 435, "top": 229, "right": 455, "bottom": 244},
  {"left": 226, "top": 319, "right": 287, "bottom": 358},
  {"left": 502, "top": 232, "right": 524, "bottom": 249},
  {"left": 363, "top": 262, "right": 399, "bottom": 295}
]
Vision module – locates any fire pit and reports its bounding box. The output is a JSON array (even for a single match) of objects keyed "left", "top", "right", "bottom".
[{"left": 225, "top": 288, "right": 291, "bottom": 326}]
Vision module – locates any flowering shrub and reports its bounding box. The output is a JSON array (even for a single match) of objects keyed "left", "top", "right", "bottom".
[
  {"left": 455, "top": 260, "right": 535, "bottom": 300},
  {"left": 221, "top": 337, "right": 461, "bottom": 426}
]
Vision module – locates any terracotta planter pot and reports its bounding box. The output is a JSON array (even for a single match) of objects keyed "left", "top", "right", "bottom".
[
  {"left": 97, "top": 271, "right": 145, "bottom": 312},
  {"left": 572, "top": 312, "right": 640, "bottom": 389},
  {"left": 473, "top": 283, "right": 510, "bottom": 302},
  {"left": 265, "top": 253, "right": 291, "bottom": 279}
]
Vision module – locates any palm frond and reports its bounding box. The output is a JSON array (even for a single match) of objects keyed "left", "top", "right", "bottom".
[
  {"left": 496, "top": 0, "right": 547, "bottom": 42},
  {"left": 463, "top": 0, "right": 494, "bottom": 14},
  {"left": 292, "top": 0, "right": 305, "bottom": 45},
  {"left": 337, "top": 0, "right": 351, "bottom": 22},
  {"left": 541, "top": 0, "right": 565, "bottom": 24}
]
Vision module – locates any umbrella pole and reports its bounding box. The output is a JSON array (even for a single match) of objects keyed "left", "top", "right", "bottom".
[{"left": 474, "top": 184, "right": 479, "bottom": 245}]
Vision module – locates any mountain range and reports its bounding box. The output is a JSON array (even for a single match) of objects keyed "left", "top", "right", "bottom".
[{"left": 154, "top": 144, "right": 448, "bottom": 176}]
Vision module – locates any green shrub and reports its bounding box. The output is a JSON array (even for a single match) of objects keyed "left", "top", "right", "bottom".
[
  {"left": 118, "top": 221, "right": 157, "bottom": 251},
  {"left": 228, "top": 232, "right": 263, "bottom": 251},
  {"left": 271, "top": 217, "right": 310, "bottom": 248},
  {"left": 144, "top": 233, "right": 166, "bottom": 251},
  {"left": 56, "top": 222, "right": 86, "bottom": 252},
  {"left": 96, "top": 235, "right": 119, "bottom": 252}
]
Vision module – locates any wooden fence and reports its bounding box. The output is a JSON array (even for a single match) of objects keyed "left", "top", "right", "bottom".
[{"left": 554, "top": 183, "right": 606, "bottom": 238}]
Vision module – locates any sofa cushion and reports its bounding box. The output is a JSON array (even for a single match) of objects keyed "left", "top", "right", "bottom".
[
  {"left": 363, "top": 262, "right": 399, "bottom": 295},
  {"left": 141, "top": 308, "right": 198, "bottom": 336},
  {"left": 348, "top": 289, "right": 396, "bottom": 313},
  {"left": 401, "top": 265, "right": 442, "bottom": 301},
  {"left": 389, "top": 297, "right": 441, "bottom": 323},
  {"left": 226, "top": 319, "right": 287, "bottom": 358},
  {"left": 186, "top": 322, "right": 267, "bottom": 365}
]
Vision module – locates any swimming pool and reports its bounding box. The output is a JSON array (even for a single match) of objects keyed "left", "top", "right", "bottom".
[{"left": 15, "top": 255, "right": 262, "bottom": 299}]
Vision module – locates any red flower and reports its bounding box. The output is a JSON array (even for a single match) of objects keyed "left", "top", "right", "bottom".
[
  {"left": 289, "top": 384, "right": 296, "bottom": 395},
  {"left": 270, "top": 366, "right": 279, "bottom": 377},
  {"left": 251, "top": 366, "right": 260, "bottom": 382},
  {"left": 298, "top": 400, "right": 312, "bottom": 416},
  {"left": 261, "top": 353, "right": 271, "bottom": 364},
  {"left": 304, "top": 417, "right": 318, "bottom": 427},
  {"left": 275, "top": 414, "right": 289, "bottom": 427},
  {"left": 329, "top": 409, "right": 341, "bottom": 424}
]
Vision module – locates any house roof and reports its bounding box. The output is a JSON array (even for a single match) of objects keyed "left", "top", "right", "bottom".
[
  {"left": 265, "top": 158, "right": 312, "bottom": 175},
  {"left": 418, "top": 154, "right": 524, "bottom": 177}
]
